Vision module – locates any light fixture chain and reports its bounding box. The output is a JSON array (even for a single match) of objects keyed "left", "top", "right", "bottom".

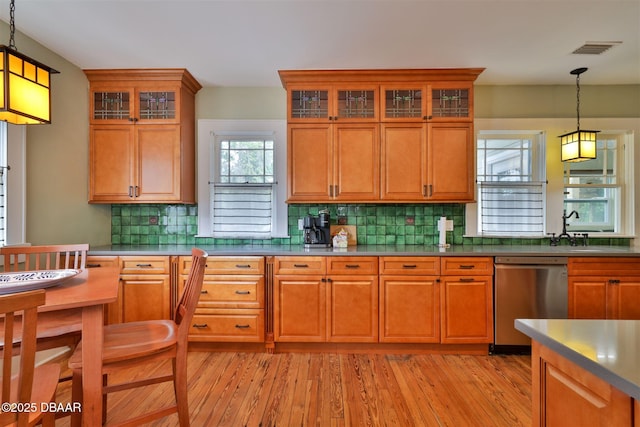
[
  {"left": 575, "top": 72, "right": 581, "bottom": 130},
  {"left": 8, "top": 0, "right": 16, "bottom": 50}
]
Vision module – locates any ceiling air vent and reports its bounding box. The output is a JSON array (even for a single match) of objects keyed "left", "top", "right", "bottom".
[{"left": 572, "top": 41, "right": 622, "bottom": 55}]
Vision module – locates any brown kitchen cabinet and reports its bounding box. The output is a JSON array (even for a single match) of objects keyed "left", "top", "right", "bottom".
[
  {"left": 440, "top": 257, "right": 494, "bottom": 344},
  {"left": 177, "top": 256, "right": 265, "bottom": 342},
  {"left": 287, "top": 123, "right": 380, "bottom": 202},
  {"left": 379, "top": 257, "right": 441, "bottom": 343},
  {"left": 119, "top": 256, "right": 171, "bottom": 323},
  {"left": 85, "top": 69, "right": 201, "bottom": 203},
  {"left": 380, "top": 122, "right": 473, "bottom": 201},
  {"left": 531, "top": 341, "right": 634, "bottom": 427},
  {"left": 280, "top": 69, "right": 482, "bottom": 203},
  {"left": 568, "top": 257, "right": 640, "bottom": 320},
  {"left": 273, "top": 256, "right": 378, "bottom": 342}
]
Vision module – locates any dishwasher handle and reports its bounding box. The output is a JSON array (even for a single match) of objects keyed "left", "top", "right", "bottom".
[{"left": 495, "top": 256, "right": 568, "bottom": 265}]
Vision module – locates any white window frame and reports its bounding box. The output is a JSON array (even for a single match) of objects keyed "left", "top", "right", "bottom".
[
  {"left": 196, "top": 120, "right": 288, "bottom": 238},
  {"left": 475, "top": 130, "right": 547, "bottom": 237},
  {"left": 466, "top": 118, "right": 637, "bottom": 240},
  {"left": 1, "top": 123, "right": 27, "bottom": 247}
]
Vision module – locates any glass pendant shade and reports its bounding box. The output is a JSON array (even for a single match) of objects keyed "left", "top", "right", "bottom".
[
  {"left": 560, "top": 129, "right": 598, "bottom": 162},
  {"left": 0, "top": 45, "right": 58, "bottom": 124}
]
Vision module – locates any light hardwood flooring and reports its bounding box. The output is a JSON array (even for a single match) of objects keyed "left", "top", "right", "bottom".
[{"left": 54, "top": 351, "right": 532, "bottom": 426}]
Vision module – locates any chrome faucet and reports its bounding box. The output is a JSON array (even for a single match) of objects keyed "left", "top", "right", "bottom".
[{"left": 548, "top": 210, "right": 588, "bottom": 246}]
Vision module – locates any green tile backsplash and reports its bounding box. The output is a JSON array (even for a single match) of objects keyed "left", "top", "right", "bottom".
[{"left": 111, "top": 204, "right": 631, "bottom": 247}]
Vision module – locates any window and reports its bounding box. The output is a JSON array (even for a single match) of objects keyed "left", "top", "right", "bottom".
[
  {"left": 211, "top": 136, "right": 275, "bottom": 238},
  {"left": 196, "top": 120, "right": 288, "bottom": 239},
  {"left": 563, "top": 133, "right": 631, "bottom": 233},
  {"left": 0, "top": 122, "right": 27, "bottom": 248},
  {"left": 0, "top": 122, "right": 6, "bottom": 246},
  {"left": 476, "top": 131, "right": 546, "bottom": 236}
]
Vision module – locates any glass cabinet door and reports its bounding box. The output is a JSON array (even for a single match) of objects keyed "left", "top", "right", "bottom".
[
  {"left": 289, "top": 88, "right": 330, "bottom": 121},
  {"left": 429, "top": 85, "right": 472, "bottom": 121},
  {"left": 93, "top": 90, "right": 131, "bottom": 121},
  {"left": 138, "top": 90, "right": 176, "bottom": 120},
  {"left": 381, "top": 86, "right": 426, "bottom": 121},
  {"left": 335, "top": 87, "right": 377, "bottom": 121}
]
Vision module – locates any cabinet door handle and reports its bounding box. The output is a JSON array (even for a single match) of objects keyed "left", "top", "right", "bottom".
[
  {"left": 192, "top": 323, "right": 208, "bottom": 329},
  {"left": 402, "top": 264, "right": 417, "bottom": 269},
  {"left": 128, "top": 186, "right": 134, "bottom": 198},
  {"left": 235, "top": 264, "right": 251, "bottom": 269},
  {"left": 329, "top": 185, "right": 334, "bottom": 197},
  {"left": 235, "top": 290, "right": 251, "bottom": 295},
  {"left": 293, "top": 264, "right": 309, "bottom": 268},
  {"left": 136, "top": 263, "right": 153, "bottom": 268},
  {"left": 459, "top": 265, "right": 475, "bottom": 269},
  {"left": 334, "top": 185, "right": 339, "bottom": 197},
  {"left": 134, "top": 186, "right": 140, "bottom": 197},
  {"left": 235, "top": 324, "right": 251, "bottom": 329}
]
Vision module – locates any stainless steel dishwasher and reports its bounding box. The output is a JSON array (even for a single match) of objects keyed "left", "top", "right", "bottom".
[{"left": 493, "top": 256, "right": 568, "bottom": 352}]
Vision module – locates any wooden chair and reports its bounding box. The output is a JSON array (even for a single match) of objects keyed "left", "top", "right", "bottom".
[
  {"left": 0, "top": 244, "right": 89, "bottom": 355},
  {"left": 0, "top": 289, "right": 60, "bottom": 427},
  {"left": 69, "top": 248, "right": 208, "bottom": 427}
]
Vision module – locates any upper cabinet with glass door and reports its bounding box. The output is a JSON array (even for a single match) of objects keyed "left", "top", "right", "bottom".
[
  {"left": 286, "top": 84, "right": 379, "bottom": 123},
  {"left": 86, "top": 69, "right": 201, "bottom": 125},
  {"left": 381, "top": 81, "right": 475, "bottom": 123}
]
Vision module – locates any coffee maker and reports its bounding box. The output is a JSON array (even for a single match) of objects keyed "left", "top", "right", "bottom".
[{"left": 303, "top": 211, "right": 331, "bottom": 248}]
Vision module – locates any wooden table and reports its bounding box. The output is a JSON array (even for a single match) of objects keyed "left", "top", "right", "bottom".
[{"left": 38, "top": 266, "right": 120, "bottom": 426}]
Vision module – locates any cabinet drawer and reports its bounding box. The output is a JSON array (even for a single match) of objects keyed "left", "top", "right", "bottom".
[
  {"left": 83, "top": 255, "right": 119, "bottom": 269},
  {"left": 569, "top": 257, "right": 640, "bottom": 276},
  {"left": 274, "top": 256, "right": 326, "bottom": 275},
  {"left": 198, "top": 276, "right": 264, "bottom": 308},
  {"left": 379, "top": 257, "right": 440, "bottom": 275},
  {"left": 189, "top": 310, "right": 265, "bottom": 342},
  {"left": 119, "top": 256, "right": 171, "bottom": 274},
  {"left": 179, "top": 256, "right": 264, "bottom": 275},
  {"left": 441, "top": 257, "right": 493, "bottom": 276},
  {"left": 327, "top": 257, "right": 378, "bottom": 275}
]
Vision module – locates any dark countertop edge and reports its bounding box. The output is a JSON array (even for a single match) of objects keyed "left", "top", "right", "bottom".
[
  {"left": 87, "top": 244, "right": 640, "bottom": 257},
  {"left": 515, "top": 319, "right": 640, "bottom": 401}
]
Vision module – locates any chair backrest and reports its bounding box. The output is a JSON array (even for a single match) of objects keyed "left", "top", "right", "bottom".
[
  {"left": 0, "top": 289, "right": 46, "bottom": 426},
  {"left": 1, "top": 244, "right": 89, "bottom": 272},
  {"left": 174, "top": 248, "right": 208, "bottom": 339}
]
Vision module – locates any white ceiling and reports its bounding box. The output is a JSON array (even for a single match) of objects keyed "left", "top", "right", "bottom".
[{"left": 0, "top": 0, "right": 638, "bottom": 88}]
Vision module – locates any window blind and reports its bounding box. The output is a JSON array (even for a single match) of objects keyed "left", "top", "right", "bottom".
[
  {"left": 211, "top": 183, "right": 273, "bottom": 238},
  {"left": 479, "top": 181, "right": 545, "bottom": 235}
]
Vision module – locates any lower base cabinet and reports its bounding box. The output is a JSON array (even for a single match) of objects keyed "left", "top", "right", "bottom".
[
  {"left": 85, "top": 255, "right": 121, "bottom": 324},
  {"left": 178, "top": 256, "right": 265, "bottom": 342},
  {"left": 119, "top": 256, "right": 171, "bottom": 322},
  {"left": 273, "top": 256, "right": 378, "bottom": 343},
  {"left": 532, "top": 341, "right": 635, "bottom": 427}
]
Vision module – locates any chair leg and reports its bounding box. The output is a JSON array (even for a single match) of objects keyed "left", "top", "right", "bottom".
[
  {"left": 41, "top": 409, "right": 56, "bottom": 427},
  {"left": 173, "top": 356, "right": 190, "bottom": 427},
  {"left": 70, "top": 370, "right": 83, "bottom": 427},
  {"left": 102, "top": 373, "right": 108, "bottom": 425}
]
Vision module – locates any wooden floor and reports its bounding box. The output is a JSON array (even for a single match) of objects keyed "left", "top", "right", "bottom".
[{"left": 55, "top": 351, "right": 532, "bottom": 426}]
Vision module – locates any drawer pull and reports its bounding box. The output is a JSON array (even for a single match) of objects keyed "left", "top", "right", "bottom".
[
  {"left": 235, "top": 264, "right": 251, "bottom": 269},
  {"left": 136, "top": 263, "right": 153, "bottom": 268},
  {"left": 402, "top": 264, "right": 417, "bottom": 269},
  {"left": 609, "top": 279, "right": 621, "bottom": 284},
  {"left": 235, "top": 290, "right": 251, "bottom": 295},
  {"left": 459, "top": 278, "right": 475, "bottom": 282},
  {"left": 86, "top": 263, "right": 102, "bottom": 268},
  {"left": 235, "top": 324, "right": 251, "bottom": 329},
  {"left": 293, "top": 264, "right": 309, "bottom": 268},
  {"left": 192, "top": 323, "right": 208, "bottom": 329},
  {"left": 458, "top": 265, "right": 475, "bottom": 269},
  {"left": 345, "top": 264, "right": 360, "bottom": 269},
  {"left": 200, "top": 290, "right": 208, "bottom": 294}
]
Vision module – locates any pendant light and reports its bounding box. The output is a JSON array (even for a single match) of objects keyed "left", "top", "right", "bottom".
[
  {"left": 559, "top": 67, "right": 598, "bottom": 162},
  {"left": 0, "top": 0, "right": 58, "bottom": 124}
]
